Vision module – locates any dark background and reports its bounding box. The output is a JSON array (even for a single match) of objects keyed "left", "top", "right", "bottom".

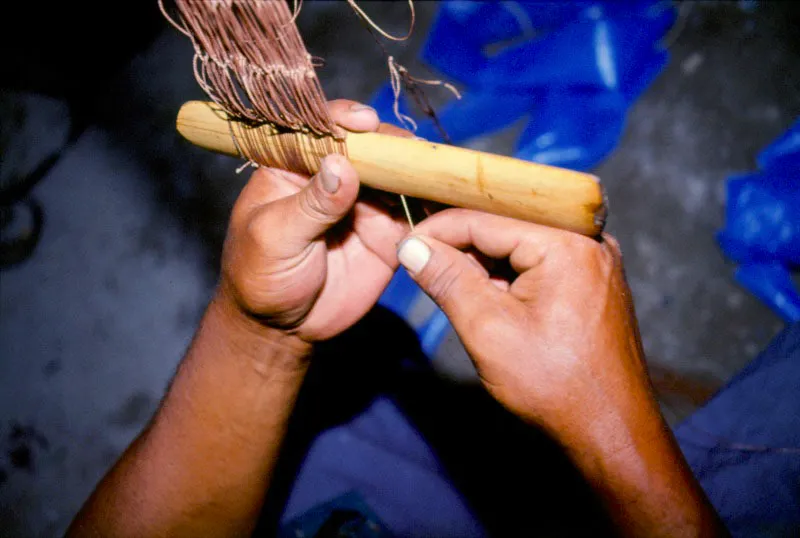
[{"left": 1, "top": 1, "right": 798, "bottom": 535}]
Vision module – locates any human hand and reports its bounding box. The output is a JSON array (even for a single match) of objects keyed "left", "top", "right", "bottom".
[
  {"left": 216, "top": 100, "right": 414, "bottom": 345},
  {"left": 395, "top": 209, "right": 654, "bottom": 439},
  {"left": 395, "top": 208, "right": 727, "bottom": 536}
]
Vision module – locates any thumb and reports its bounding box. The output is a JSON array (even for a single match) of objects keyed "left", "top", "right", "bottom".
[
  {"left": 278, "top": 154, "right": 359, "bottom": 246},
  {"left": 397, "top": 235, "right": 500, "bottom": 328}
]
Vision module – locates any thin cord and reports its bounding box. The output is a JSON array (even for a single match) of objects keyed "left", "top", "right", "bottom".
[
  {"left": 347, "top": 1, "right": 456, "bottom": 145},
  {"left": 347, "top": 0, "right": 459, "bottom": 228},
  {"left": 388, "top": 57, "right": 419, "bottom": 132},
  {"left": 158, "top": 0, "right": 192, "bottom": 37},
  {"left": 400, "top": 194, "right": 415, "bottom": 231},
  {"left": 164, "top": 0, "right": 348, "bottom": 177},
  {"left": 659, "top": 1, "right": 693, "bottom": 49},
  {"left": 345, "top": 0, "right": 416, "bottom": 41}
]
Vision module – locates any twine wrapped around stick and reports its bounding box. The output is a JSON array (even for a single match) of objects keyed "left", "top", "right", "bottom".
[
  {"left": 159, "top": 0, "right": 346, "bottom": 176},
  {"left": 162, "top": 1, "right": 608, "bottom": 237}
]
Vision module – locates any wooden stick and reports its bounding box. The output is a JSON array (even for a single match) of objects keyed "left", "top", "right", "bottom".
[{"left": 176, "top": 101, "right": 607, "bottom": 236}]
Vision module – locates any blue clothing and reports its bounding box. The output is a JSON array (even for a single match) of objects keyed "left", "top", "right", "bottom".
[
  {"left": 274, "top": 312, "right": 800, "bottom": 537},
  {"left": 676, "top": 323, "right": 800, "bottom": 536}
]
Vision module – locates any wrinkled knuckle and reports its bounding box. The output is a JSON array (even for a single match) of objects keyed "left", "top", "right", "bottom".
[
  {"left": 422, "top": 259, "right": 464, "bottom": 305},
  {"left": 297, "top": 187, "right": 333, "bottom": 224}
]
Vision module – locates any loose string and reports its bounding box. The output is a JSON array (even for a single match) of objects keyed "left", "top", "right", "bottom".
[
  {"left": 388, "top": 56, "right": 461, "bottom": 133},
  {"left": 227, "top": 118, "right": 259, "bottom": 174},
  {"left": 345, "top": 0, "right": 416, "bottom": 42},
  {"left": 387, "top": 57, "right": 418, "bottom": 132},
  {"left": 346, "top": 0, "right": 460, "bottom": 229},
  {"left": 161, "top": 0, "right": 455, "bottom": 225},
  {"left": 659, "top": 1, "right": 693, "bottom": 49}
]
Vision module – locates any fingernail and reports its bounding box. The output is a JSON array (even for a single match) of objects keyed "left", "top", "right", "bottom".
[
  {"left": 397, "top": 237, "right": 431, "bottom": 274},
  {"left": 350, "top": 103, "right": 376, "bottom": 114},
  {"left": 320, "top": 157, "right": 341, "bottom": 194}
]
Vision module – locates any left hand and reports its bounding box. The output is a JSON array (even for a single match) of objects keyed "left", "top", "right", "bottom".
[{"left": 217, "top": 100, "right": 413, "bottom": 344}]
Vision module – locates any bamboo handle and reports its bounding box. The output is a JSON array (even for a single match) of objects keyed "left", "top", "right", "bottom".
[{"left": 176, "top": 101, "right": 606, "bottom": 236}]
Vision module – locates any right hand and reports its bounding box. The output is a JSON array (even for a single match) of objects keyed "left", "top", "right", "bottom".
[
  {"left": 397, "top": 209, "right": 727, "bottom": 536},
  {"left": 396, "top": 209, "right": 658, "bottom": 440}
]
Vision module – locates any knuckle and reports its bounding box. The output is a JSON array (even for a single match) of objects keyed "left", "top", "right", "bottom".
[
  {"left": 229, "top": 177, "right": 274, "bottom": 228},
  {"left": 297, "top": 185, "right": 334, "bottom": 224},
  {"left": 244, "top": 210, "right": 277, "bottom": 251},
  {"left": 556, "top": 233, "right": 603, "bottom": 264},
  {"left": 424, "top": 207, "right": 470, "bottom": 224},
  {"left": 420, "top": 258, "right": 467, "bottom": 307},
  {"left": 229, "top": 191, "right": 257, "bottom": 228},
  {"left": 441, "top": 207, "right": 475, "bottom": 220}
]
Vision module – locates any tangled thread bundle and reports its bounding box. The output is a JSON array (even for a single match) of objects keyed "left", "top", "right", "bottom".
[
  {"left": 160, "top": 0, "right": 345, "bottom": 175},
  {"left": 162, "top": 0, "right": 458, "bottom": 227}
]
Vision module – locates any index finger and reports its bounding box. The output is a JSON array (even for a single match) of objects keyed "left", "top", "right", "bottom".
[{"left": 415, "top": 208, "right": 593, "bottom": 274}]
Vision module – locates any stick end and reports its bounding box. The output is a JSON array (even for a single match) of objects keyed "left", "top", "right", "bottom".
[{"left": 593, "top": 182, "right": 609, "bottom": 235}]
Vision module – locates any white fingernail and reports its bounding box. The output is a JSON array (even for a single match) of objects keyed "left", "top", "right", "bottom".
[{"left": 397, "top": 237, "right": 431, "bottom": 274}]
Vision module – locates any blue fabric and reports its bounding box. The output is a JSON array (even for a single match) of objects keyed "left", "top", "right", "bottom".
[
  {"left": 282, "top": 323, "right": 800, "bottom": 536},
  {"left": 280, "top": 491, "right": 394, "bottom": 538},
  {"left": 281, "top": 397, "right": 486, "bottom": 537},
  {"left": 377, "top": 268, "right": 452, "bottom": 357},
  {"left": 717, "top": 118, "right": 800, "bottom": 322},
  {"left": 675, "top": 322, "right": 800, "bottom": 537}
]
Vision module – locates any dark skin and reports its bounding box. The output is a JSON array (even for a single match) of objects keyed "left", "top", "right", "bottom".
[{"left": 67, "top": 100, "right": 727, "bottom": 537}]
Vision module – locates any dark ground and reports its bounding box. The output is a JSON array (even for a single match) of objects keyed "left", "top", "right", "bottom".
[{"left": 0, "top": 2, "right": 798, "bottom": 535}]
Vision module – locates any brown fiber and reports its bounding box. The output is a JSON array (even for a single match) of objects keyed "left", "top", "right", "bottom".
[{"left": 160, "top": 0, "right": 345, "bottom": 175}]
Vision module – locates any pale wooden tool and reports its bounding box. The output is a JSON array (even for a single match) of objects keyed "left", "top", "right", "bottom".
[{"left": 177, "top": 101, "right": 607, "bottom": 236}]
